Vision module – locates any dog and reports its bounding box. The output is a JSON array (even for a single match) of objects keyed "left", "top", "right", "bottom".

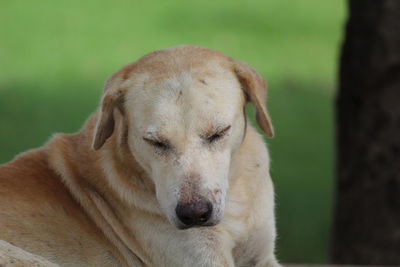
[{"left": 0, "top": 45, "right": 279, "bottom": 267}]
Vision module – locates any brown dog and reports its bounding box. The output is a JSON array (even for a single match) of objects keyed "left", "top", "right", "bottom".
[{"left": 0, "top": 45, "right": 279, "bottom": 267}]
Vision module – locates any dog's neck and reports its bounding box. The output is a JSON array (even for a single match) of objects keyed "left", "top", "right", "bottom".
[{"left": 46, "top": 113, "right": 160, "bottom": 266}]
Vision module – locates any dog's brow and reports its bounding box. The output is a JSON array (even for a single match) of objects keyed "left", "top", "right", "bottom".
[
  {"left": 145, "top": 129, "right": 168, "bottom": 140},
  {"left": 145, "top": 131, "right": 157, "bottom": 138},
  {"left": 145, "top": 128, "right": 159, "bottom": 138}
]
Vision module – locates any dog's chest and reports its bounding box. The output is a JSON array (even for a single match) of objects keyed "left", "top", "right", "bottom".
[{"left": 125, "top": 214, "right": 238, "bottom": 267}]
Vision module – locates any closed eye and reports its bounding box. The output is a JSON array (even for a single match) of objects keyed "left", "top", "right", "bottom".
[
  {"left": 204, "top": 125, "right": 231, "bottom": 143},
  {"left": 143, "top": 137, "right": 171, "bottom": 150}
]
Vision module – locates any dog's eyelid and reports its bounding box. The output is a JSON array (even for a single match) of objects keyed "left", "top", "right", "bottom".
[
  {"left": 212, "top": 125, "right": 231, "bottom": 136},
  {"left": 203, "top": 125, "right": 231, "bottom": 143},
  {"left": 219, "top": 125, "right": 231, "bottom": 134},
  {"left": 142, "top": 136, "right": 171, "bottom": 150}
]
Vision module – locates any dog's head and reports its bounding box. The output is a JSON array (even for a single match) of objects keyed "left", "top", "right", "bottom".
[{"left": 92, "top": 45, "right": 273, "bottom": 229}]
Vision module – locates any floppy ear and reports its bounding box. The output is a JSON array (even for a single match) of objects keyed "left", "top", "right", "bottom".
[
  {"left": 232, "top": 59, "right": 274, "bottom": 138},
  {"left": 92, "top": 88, "right": 124, "bottom": 150}
]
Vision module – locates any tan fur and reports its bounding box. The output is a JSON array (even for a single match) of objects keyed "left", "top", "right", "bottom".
[
  {"left": 0, "top": 45, "right": 279, "bottom": 266},
  {"left": 0, "top": 240, "right": 60, "bottom": 266}
]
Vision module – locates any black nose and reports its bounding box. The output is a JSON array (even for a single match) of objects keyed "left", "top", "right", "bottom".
[{"left": 175, "top": 201, "right": 213, "bottom": 227}]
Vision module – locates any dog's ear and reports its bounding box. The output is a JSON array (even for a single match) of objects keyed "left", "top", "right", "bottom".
[
  {"left": 232, "top": 59, "right": 274, "bottom": 138},
  {"left": 92, "top": 87, "right": 124, "bottom": 150}
]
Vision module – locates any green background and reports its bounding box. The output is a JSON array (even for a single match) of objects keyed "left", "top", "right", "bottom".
[{"left": 0, "top": 0, "right": 345, "bottom": 263}]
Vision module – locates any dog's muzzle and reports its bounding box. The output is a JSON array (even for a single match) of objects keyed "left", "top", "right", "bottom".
[{"left": 175, "top": 200, "right": 213, "bottom": 229}]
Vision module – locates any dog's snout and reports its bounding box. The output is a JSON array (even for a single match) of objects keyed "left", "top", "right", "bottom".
[{"left": 175, "top": 200, "right": 213, "bottom": 228}]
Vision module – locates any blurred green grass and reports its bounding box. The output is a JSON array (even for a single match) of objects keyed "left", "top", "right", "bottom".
[{"left": 0, "top": 0, "right": 345, "bottom": 263}]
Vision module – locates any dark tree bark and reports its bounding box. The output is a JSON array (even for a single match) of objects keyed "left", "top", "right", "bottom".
[{"left": 332, "top": 0, "right": 400, "bottom": 265}]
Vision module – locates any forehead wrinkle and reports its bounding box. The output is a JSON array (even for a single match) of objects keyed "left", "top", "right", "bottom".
[{"left": 152, "top": 71, "right": 193, "bottom": 99}]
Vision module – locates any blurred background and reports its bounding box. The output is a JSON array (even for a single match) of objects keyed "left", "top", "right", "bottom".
[{"left": 0, "top": 0, "right": 345, "bottom": 263}]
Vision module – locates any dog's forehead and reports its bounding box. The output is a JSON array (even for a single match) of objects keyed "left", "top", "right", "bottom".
[{"left": 126, "top": 69, "right": 242, "bottom": 128}]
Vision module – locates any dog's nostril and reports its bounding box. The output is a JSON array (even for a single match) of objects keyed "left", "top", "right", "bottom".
[
  {"left": 198, "top": 203, "right": 212, "bottom": 222},
  {"left": 180, "top": 215, "right": 194, "bottom": 226},
  {"left": 175, "top": 201, "right": 213, "bottom": 227}
]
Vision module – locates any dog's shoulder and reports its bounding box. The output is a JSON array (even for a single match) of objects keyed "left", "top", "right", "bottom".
[
  {"left": 0, "top": 139, "right": 86, "bottom": 230},
  {"left": 0, "top": 148, "right": 59, "bottom": 197},
  {"left": 0, "top": 132, "right": 122, "bottom": 266}
]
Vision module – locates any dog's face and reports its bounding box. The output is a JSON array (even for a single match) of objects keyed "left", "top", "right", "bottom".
[
  {"left": 125, "top": 67, "right": 246, "bottom": 229},
  {"left": 92, "top": 45, "right": 274, "bottom": 229}
]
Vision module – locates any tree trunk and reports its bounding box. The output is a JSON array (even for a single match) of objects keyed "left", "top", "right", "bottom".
[{"left": 332, "top": 0, "right": 400, "bottom": 264}]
